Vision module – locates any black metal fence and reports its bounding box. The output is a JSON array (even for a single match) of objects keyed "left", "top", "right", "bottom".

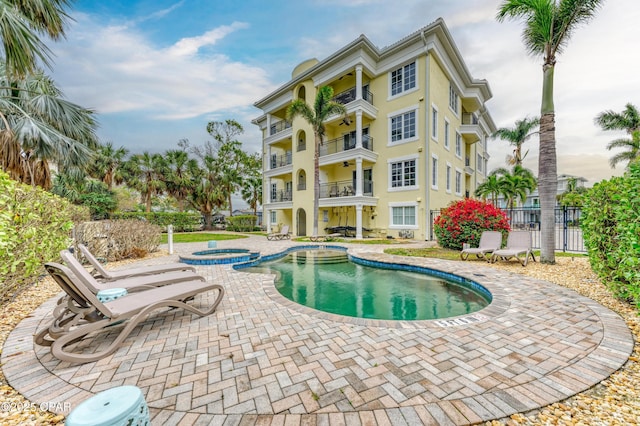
[{"left": 429, "top": 207, "right": 585, "bottom": 252}]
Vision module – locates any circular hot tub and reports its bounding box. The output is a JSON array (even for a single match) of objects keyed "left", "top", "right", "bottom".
[{"left": 179, "top": 248, "right": 260, "bottom": 265}]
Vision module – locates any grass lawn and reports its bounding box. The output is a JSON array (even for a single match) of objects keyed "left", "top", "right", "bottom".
[
  {"left": 160, "top": 232, "right": 249, "bottom": 244},
  {"left": 384, "top": 247, "right": 588, "bottom": 260},
  {"left": 293, "top": 237, "right": 406, "bottom": 245}
]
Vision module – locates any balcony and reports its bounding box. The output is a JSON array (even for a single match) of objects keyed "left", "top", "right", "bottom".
[
  {"left": 320, "top": 179, "right": 373, "bottom": 198},
  {"left": 270, "top": 189, "right": 292, "bottom": 203},
  {"left": 269, "top": 120, "right": 292, "bottom": 136},
  {"left": 460, "top": 112, "right": 481, "bottom": 144},
  {"left": 464, "top": 157, "right": 474, "bottom": 175},
  {"left": 319, "top": 135, "right": 374, "bottom": 157},
  {"left": 332, "top": 87, "right": 374, "bottom": 106},
  {"left": 270, "top": 152, "right": 292, "bottom": 169}
]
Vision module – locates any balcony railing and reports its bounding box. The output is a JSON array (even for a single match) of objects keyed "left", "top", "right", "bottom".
[
  {"left": 462, "top": 113, "right": 479, "bottom": 125},
  {"left": 269, "top": 120, "right": 292, "bottom": 136},
  {"left": 270, "top": 152, "right": 292, "bottom": 169},
  {"left": 270, "top": 189, "right": 292, "bottom": 203},
  {"left": 320, "top": 179, "right": 373, "bottom": 198},
  {"left": 319, "top": 135, "right": 373, "bottom": 157},
  {"left": 332, "top": 87, "right": 374, "bottom": 106}
]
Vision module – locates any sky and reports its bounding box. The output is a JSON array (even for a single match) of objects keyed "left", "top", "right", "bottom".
[{"left": 45, "top": 0, "right": 640, "bottom": 187}]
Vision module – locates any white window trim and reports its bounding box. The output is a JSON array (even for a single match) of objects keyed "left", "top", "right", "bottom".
[
  {"left": 387, "top": 105, "right": 419, "bottom": 146},
  {"left": 455, "top": 167, "right": 463, "bottom": 196},
  {"left": 387, "top": 61, "right": 419, "bottom": 101},
  {"left": 446, "top": 162, "right": 452, "bottom": 193},
  {"left": 388, "top": 201, "right": 419, "bottom": 230},
  {"left": 270, "top": 211, "right": 277, "bottom": 224},
  {"left": 444, "top": 118, "right": 450, "bottom": 150},
  {"left": 387, "top": 154, "right": 419, "bottom": 192},
  {"left": 431, "top": 104, "right": 438, "bottom": 142},
  {"left": 431, "top": 154, "right": 438, "bottom": 190},
  {"left": 448, "top": 83, "right": 460, "bottom": 117},
  {"left": 455, "top": 131, "right": 462, "bottom": 159}
]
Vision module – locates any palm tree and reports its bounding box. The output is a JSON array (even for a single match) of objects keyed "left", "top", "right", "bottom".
[
  {"left": 491, "top": 165, "right": 537, "bottom": 209},
  {"left": 89, "top": 141, "right": 129, "bottom": 190},
  {"left": 497, "top": 0, "right": 603, "bottom": 264},
  {"left": 0, "top": 0, "right": 71, "bottom": 77},
  {"left": 189, "top": 155, "right": 226, "bottom": 230},
  {"left": 123, "top": 152, "right": 166, "bottom": 213},
  {"left": 493, "top": 116, "right": 539, "bottom": 166},
  {"left": 0, "top": 62, "right": 97, "bottom": 188},
  {"left": 241, "top": 152, "right": 262, "bottom": 218},
  {"left": 164, "top": 149, "right": 198, "bottom": 211},
  {"left": 286, "top": 86, "right": 347, "bottom": 236},
  {"left": 595, "top": 103, "right": 640, "bottom": 168},
  {"left": 475, "top": 174, "right": 502, "bottom": 206}
]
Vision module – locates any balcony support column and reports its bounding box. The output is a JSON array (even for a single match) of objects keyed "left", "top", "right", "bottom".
[
  {"left": 355, "top": 204, "right": 363, "bottom": 239},
  {"left": 266, "top": 114, "right": 272, "bottom": 134},
  {"left": 355, "top": 110, "right": 363, "bottom": 148},
  {"left": 355, "top": 65, "right": 363, "bottom": 100},
  {"left": 265, "top": 208, "right": 271, "bottom": 233},
  {"left": 356, "top": 158, "right": 363, "bottom": 197}
]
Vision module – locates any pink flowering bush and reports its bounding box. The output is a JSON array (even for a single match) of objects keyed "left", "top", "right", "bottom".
[{"left": 434, "top": 199, "right": 510, "bottom": 250}]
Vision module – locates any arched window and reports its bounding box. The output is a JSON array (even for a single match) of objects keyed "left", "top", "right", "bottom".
[
  {"left": 297, "top": 170, "right": 306, "bottom": 191},
  {"left": 297, "top": 130, "right": 306, "bottom": 152},
  {"left": 298, "top": 86, "right": 306, "bottom": 101}
]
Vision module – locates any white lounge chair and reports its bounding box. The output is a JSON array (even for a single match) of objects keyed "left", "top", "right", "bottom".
[
  {"left": 267, "top": 225, "right": 290, "bottom": 240},
  {"left": 490, "top": 231, "right": 536, "bottom": 266},
  {"left": 460, "top": 231, "right": 503, "bottom": 261}
]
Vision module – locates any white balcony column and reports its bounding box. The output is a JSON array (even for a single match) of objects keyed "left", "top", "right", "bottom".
[
  {"left": 355, "top": 204, "right": 363, "bottom": 239},
  {"left": 265, "top": 208, "right": 271, "bottom": 233},
  {"left": 355, "top": 65, "right": 363, "bottom": 100},
  {"left": 355, "top": 157, "right": 363, "bottom": 196},
  {"left": 355, "top": 110, "right": 363, "bottom": 148},
  {"left": 266, "top": 114, "right": 272, "bottom": 135},
  {"left": 267, "top": 146, "right": 272, "bottom": 170}
]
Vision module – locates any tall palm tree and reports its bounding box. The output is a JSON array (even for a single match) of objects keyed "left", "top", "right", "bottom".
[
  {"left": 491, "top": 165, "right": 537, "bottom": 209},
  {"left": 595, "top": 103, "right": 640, "bottom": 168},
  {"left": 164, "top": 149, "right": 198, "bottom": 211},
  {"left": 0, "top": 62, "right": 98, "bottom": 188},
  {"left": 189, "top": 155, "right": 226, "bottom": 230},
  {"left": 0, "top": 0, "right": 72, "bottom": 77},
  {"left": 493, "top": 116, "right": 539, "bottom": 166},
  {"left": 497, "top": 0, "right": 603, "bottom": 264},
  {"left": 241, "top": 152, "right": 263, "bottom": 218},
  {"left": 89, "top": 141, "right": 129, "bottom": 190},
  {"left": 123, "top": 152, "right": 166, "bottom": 213},
  {"left": 286, "top": 86, "right": 347, "bottom": 236},
  {"left": 475, "top": 174, "right": 502, "bottom": 206}
]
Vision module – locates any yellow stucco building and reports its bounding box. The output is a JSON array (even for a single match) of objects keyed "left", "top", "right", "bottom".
[{"left": 253, "top": 18, "right": 496, "bottom": 240}]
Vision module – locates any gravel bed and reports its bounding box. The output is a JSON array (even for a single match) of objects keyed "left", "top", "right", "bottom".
[{"left": 0, "top": 255, "right": 637, "bottom": 425}]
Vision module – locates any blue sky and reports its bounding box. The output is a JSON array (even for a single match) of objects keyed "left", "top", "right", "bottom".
[{"left": 46, "top": 0, "right": 640, "bottom": 185}]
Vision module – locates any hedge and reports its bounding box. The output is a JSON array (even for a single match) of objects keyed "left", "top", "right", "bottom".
[{"left": 112, "top": 211, "right": 202, "bottom": 232}]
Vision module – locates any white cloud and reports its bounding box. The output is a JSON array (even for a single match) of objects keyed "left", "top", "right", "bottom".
[{"left": 49, "top": 15, "right": 275, "bottom": 121}]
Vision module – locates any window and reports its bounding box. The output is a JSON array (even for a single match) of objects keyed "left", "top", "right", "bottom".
[
  {"left": 390, "top": 110, "right": 416, "bottom": 142},
  {"left": 455, "top": 132, "right": 462, "bottom": 157},
  {"left": 391, "top": 205, "right": 416, "bottom": 227},
  {"left": 390, "top": 159, "right": 416, "bottom": 189},
  {"left": 270, "top": 183, "right": 277, "bottom": 202},
  {"left": 431, "top": 107, "right": 438, "bottom": 140},
  {"left": 477, "top": 154, "right": 483, "bottom": 173},
  {"left": 323, "top": 210, "right": 329, "bottom": 222},
  {"left": 449, "top": 83, "right": 459, "bottom": 113},
  {"left": 390, "top": 62, "right": 416, "bottom": 96},
  {"left": 444, "top": 120, "right": 450, "bottom": 149},
  {"left": 455, "top": 170, "right": 462, "bottom": 195},
  {"left": 431, "top": 155, "right": 438, "bottom": 189},
  {"left": 270, "top": 211, "right": 276, "bottom": 224},
  {"left": 446, "top": 163, "right": 451, "bottom": 192}
]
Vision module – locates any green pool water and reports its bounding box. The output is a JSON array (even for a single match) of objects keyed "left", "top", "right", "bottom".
[{"left": 244, "top": 250, "right": 489, "bottom": 321}]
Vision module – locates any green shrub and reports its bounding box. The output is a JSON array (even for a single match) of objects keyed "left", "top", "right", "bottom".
[
  {"left": 226, "top": 215, "right": 258, "bottom": 232},
  {"left": 74, "top": 220, "right": 162, "bottom": 262},
  {"left": 582, "top": 163, "right": 640, "bottom": 309},
  {"left": 434, "top": 198, "right": 510, "bottom": 250},
  {"left": 0, "top": 171, "right": 89, "bottom": 301},
  {"left": 112, "top": 211, "right": 202, "bottom": 232}
]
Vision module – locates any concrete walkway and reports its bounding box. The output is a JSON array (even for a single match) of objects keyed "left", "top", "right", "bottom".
[{"left": 2, "top": 236, "right": 633, "bottom": 425}]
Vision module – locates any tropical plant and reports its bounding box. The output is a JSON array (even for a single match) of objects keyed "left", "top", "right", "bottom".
[
  {"left": 189, "top": 155, "right": 226, "bottom": 230},
  {"left": 123, "top": 152, "right": 167, "bottom": 213},
  {"left": 241, "top": 152, "right": 262, "bottom": 217},
  {"left": 434, "top": 198, "right": 510, "bottom": 250},
  {"left": 89, "top": 141, "right": 129, "bottom": 189},
  {"left": 286, "top": 86, "right": 348, "bottom": 236},
  {"left": 595, "top": 103, "right": 640, "bottom": 169},
  {"left": 0, "top": 0, "right": 71, "bottom": 77},
  {"left": 0, "top": 62, "right": 98, "bottom": 188},
  {"left": 52, "top": 172, "right": 117, "bottom": 219},
  {"left": 492, "top": 116, "right": 539, "bottom": 166},
  {"left": 164, "top": 149, "right": 198, "bottom": 211},
  {"left": 497, "top": 0, "right": 604, "bottom": 264},
  {"left": 557, "top": 176, "right": 587, "bottom": 207},
  {"left": 581, "top": 162, "right": 640, "bottom": 310},
  {"left": 491, "top": 165, "right": 537, "bottom": 209},
  {"left": 475, "top": 174, "right": 502, "bottom": 206}
]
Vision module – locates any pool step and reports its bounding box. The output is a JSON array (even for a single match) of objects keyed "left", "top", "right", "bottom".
[{"left": 285, "top": 251, "right": 348, "bottom": 264}]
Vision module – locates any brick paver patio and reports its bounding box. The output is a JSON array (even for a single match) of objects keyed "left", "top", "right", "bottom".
[{"left": 2, "top": 236, "right": 633, "bottom": 425}]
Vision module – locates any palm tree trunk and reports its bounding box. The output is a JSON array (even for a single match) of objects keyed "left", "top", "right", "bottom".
[
  {"left": 539, "top": 64, "right": 557, "bottom": 264},
  {"left": 312, "top": 133, "right": 322, "bottom": 237}
]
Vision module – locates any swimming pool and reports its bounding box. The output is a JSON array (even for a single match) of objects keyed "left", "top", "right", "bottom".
[{"left": 240, "top": 248, "right": 491, "bottom": 321}]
